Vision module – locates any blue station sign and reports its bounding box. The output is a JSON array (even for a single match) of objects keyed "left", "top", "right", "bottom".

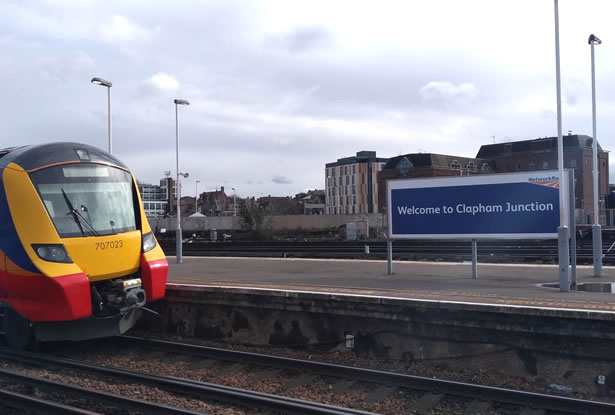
[{"left": 387, "top": 171, "right": 567, "bottom": 239}]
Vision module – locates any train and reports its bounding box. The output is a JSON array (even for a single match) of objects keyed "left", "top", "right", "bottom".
[{"left": 0, "top": 142, "right": 168, "bottom": 348}]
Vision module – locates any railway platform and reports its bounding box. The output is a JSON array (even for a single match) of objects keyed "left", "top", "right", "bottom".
[
  {"left": 166, "top": 256, "right": 615, "bottom": 314},
  {"left": 148, "top": 257, "right": 615, "bottom": 388}
]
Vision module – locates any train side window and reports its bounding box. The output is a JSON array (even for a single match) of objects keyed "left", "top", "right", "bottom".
[{"left": 43, "top": 200, "right": 55, "bottom": 217}]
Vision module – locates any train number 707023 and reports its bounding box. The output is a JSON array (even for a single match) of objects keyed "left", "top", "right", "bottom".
[{"left": 95, "top": 240, "right": 124, "bottom": 250}]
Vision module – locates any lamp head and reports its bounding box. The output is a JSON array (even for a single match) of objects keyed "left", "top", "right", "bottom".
[
  {"left": 174, "top": 99, "right": 190, "bottom": 105},
  {"left": 91, "top": 77, "right": 112, "bottom": 87},
  {"left": 588, "top": 34, "right": 602, "bottom": 45}
]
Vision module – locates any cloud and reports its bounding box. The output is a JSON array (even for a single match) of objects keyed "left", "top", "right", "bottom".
[
  {"left": 99, "top": 15, "right": 152, "bottom": 43},
  {"left": 138, "top": 72, "right": 181, "bottom": 96},
  {"left": 420, "top": 81, "right": 480, "bottom": 108},
  {"left": 38, "top": 50, "right": 95, "bottom": 82},
  {"left": 268, "top": 26, "right": 332, "bottom": 52},
  {"left": 272, "top": 175, "right": 292, "bottom": 184}
]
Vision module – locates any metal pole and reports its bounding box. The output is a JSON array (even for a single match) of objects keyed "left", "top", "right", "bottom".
[
  {"left": 569, "top": 169, "right": 577, "bottom": 287},
  {"left": 590, "top": 37, "right": 602, "bottom": 277},
  {"left": 387, "top": 239, "right": 393, "bottom": 275},
  {"left": 107, "top": 86, "right": 112, "bottom": 154},
  {"left": 554, "top": 0, "right": 569, "bottom": 292},
  {"left": 472, "top": 239, "right": 478, "bottom": 279},
  {"left": 175, "top": 103, "right": 182, "bottom": 264}
]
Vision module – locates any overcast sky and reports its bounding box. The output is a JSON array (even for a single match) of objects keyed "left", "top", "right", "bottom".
[{"left": 2, "top": 1, "right": 615, "bottom": 198}]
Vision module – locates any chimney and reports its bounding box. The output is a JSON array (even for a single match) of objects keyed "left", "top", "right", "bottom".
[{"left": 220, "top": 186, "right": 224, "bottom": 194}]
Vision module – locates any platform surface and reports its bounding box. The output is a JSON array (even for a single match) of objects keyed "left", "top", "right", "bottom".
[{"left": 165, "top": 257, "right": 615, "bottom": 313}]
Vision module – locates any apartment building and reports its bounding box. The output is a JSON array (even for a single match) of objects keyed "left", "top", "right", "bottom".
[
  {"left": 137, "top": 176, "right": 174, "bottom": 218},
  {"left": 325, "top": 151, "right": 388, "bottom": 214}
]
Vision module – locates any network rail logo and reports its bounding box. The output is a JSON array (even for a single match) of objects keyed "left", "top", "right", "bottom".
[{"left": 528, "top": 176, "right": 559, "bottom": 189}]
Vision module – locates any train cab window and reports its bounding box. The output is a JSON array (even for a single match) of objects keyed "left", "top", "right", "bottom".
[{"left": 29, "top": 163, "right": 137, "bottom": 238}]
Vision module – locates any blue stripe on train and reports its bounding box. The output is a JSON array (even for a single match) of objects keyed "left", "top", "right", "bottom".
[{"left": 0, "top": 169, "right": 40, "bottom": 274}]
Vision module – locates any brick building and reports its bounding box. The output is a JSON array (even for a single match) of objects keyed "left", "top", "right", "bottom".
[
  {"left": 378, "top": 134, "right": 608, "bottom": 219},
  {"left": 476, "top": 134, "right": 608, "bottom": 214},
  {"left": 378, "top": 153, "right": 491, "bottom": 210}
]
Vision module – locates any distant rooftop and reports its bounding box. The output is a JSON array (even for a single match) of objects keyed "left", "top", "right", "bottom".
[
  {"left": 476, "top": 134, "right": 601, "bottom": 158},
  {"left": 326, "top": 151, "right": 388, "bottom": 167}
]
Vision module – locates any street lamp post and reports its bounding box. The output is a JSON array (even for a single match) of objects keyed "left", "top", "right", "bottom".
[
  {"left": 174, "top": 98, "right": 190, "bottom": 264},
  {"left": 196, "top": 180, "right": 200, "bottom": 214},
  {"left": 90, "top": 77, "right": 113, "bottom": 153},
  {"left": 232, "top": 188, "right": 236, "bottom": 216},
  {"left": 589, "top": 33, "right": 603, "bottom": 277},
  {"left": 554, "top": 0, "right": 569, "bottom": 291}
]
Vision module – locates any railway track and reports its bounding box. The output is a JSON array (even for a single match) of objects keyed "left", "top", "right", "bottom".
[
  {"left": 159, "top": 239, "right": 615, "bottom": 264},
  {"left": 0, "top": 368, "right": 205, "bottom": 415},
  {"left": 0, "top": 345, "right": 375, "bottom": 415},
  {"left": 4, "top": 336, "right": 613, "bottom": 414}
]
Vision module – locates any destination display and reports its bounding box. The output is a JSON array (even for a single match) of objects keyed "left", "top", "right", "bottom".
[{"left": 388, "top": 171, "right": 566, "bottom": 239}]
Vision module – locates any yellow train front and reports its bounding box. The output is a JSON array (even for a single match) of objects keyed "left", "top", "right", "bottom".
[{"left": 0, "top": 142, "right": 168, "bottom": 348}]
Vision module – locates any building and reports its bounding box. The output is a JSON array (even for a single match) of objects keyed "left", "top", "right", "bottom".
[
  {"left": 297, "top": 189, "right": 325, "bottom": 215},
  {"left": 325, "top": 151, "right": 389, "bottom": 215},
  {"left": 257, "top": 196, "right": 298, "bottom": 215},
  {"left": 476, "top": 134, "right": 608, "bottom": 215},
  {"left": 138, "top": 176, "right": 174, "bottom": 218},
  {"left": 199, "top": 186, "right": 232, "bottom": 216},
  {"left": 378, "top": 134, "right": 608, "bottom": 221},
  {"left": 378, "top": 153, "right": 491, "bottom": 210}
]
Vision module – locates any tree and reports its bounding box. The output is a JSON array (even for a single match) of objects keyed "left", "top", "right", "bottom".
[{"left": 239, "top": 205, "right": 273, "bottom": 240}]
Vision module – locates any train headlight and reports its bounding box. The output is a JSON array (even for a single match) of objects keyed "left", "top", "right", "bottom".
[
  {"left": 142, "top": 231, "right": 156, "bottom": 253},
  {"left": 32, "top": 244, "right": 72, "bottom": 263}
]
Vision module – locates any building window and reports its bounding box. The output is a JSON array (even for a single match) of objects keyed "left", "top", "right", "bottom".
[
  {"left": 529, "top": 163, "right": 535, "bottom": 170},
  {"left": 466, "top": 162, "right": 475, "bottom": 170},
  {"left": 353, "top": 185, "right": 356, "bottom": 194},
  {"left": 516, "top": 164, "right": 521, "bottom": 171},
  {"left": 353, "top": 195, "right": 356, "bottom": 205},
  {"left": 344, "top": 165, "right": 348, "bottom": 175},
  {"left": 543, "top": 161, "right": 549, "bottom": 170},
  {"left": 570, "top": 159, "right": 577, "bottom": 168},
  {"left": 346, "top": 176, "right": 350, "bottom": 185},
  {"left": 352, "top": 164, "right": 356, "bottom": 174},
  {"left": 352, "top": 175, "right": 355, "bottom": 185},
  {"left": 481, "top": 163, "right": 491, "bottom": 172},
  {"left": 450, "top": 160, "right": 461, "bottom": 169}
]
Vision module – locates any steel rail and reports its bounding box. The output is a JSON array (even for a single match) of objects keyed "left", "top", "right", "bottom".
[
  {"left": 117, "top": 336, "right": 615, "bottom": 415},
  {"left": 0, "top": 347, "right": 376, "bottom": 415},
  {"left": 0, "top": 386, "right": 102, "bottom": 415},
  {"left": 0, "top": 367, "right": 209, "bottom": 415},
  {"left": 161, "top": 240, "right": 615, "bottom": 264}
]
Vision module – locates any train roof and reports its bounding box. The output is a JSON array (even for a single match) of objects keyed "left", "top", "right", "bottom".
[{"left": 0, "top": 142, "right": 128, "bottom": 171}]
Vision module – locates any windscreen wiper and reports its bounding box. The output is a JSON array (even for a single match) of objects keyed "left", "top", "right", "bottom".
[{"left": 61, "top": 189, "right": 100, "bottom": 236}]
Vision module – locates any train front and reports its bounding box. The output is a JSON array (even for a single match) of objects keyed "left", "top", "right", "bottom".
[{"left": 1, "top": 143, "right": 168, "bottom": 345}]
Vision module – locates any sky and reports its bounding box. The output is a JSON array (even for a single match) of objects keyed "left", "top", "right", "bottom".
[{"left": 2, "top": 0, "right": 615, "bottom": 199}]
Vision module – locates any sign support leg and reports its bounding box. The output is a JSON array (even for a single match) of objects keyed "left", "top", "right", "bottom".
[
  {"left": 387, "top": 239, "right": 393, "bottom": 275},
  {"left": 558, "top": 226, "right": 570, "bottom": 292},
  {"left": 569, "top": 169, "right": 577, "bottom": 287},
  {"left": 472, "top": 239, "right": 478, "bottom": 279}
]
